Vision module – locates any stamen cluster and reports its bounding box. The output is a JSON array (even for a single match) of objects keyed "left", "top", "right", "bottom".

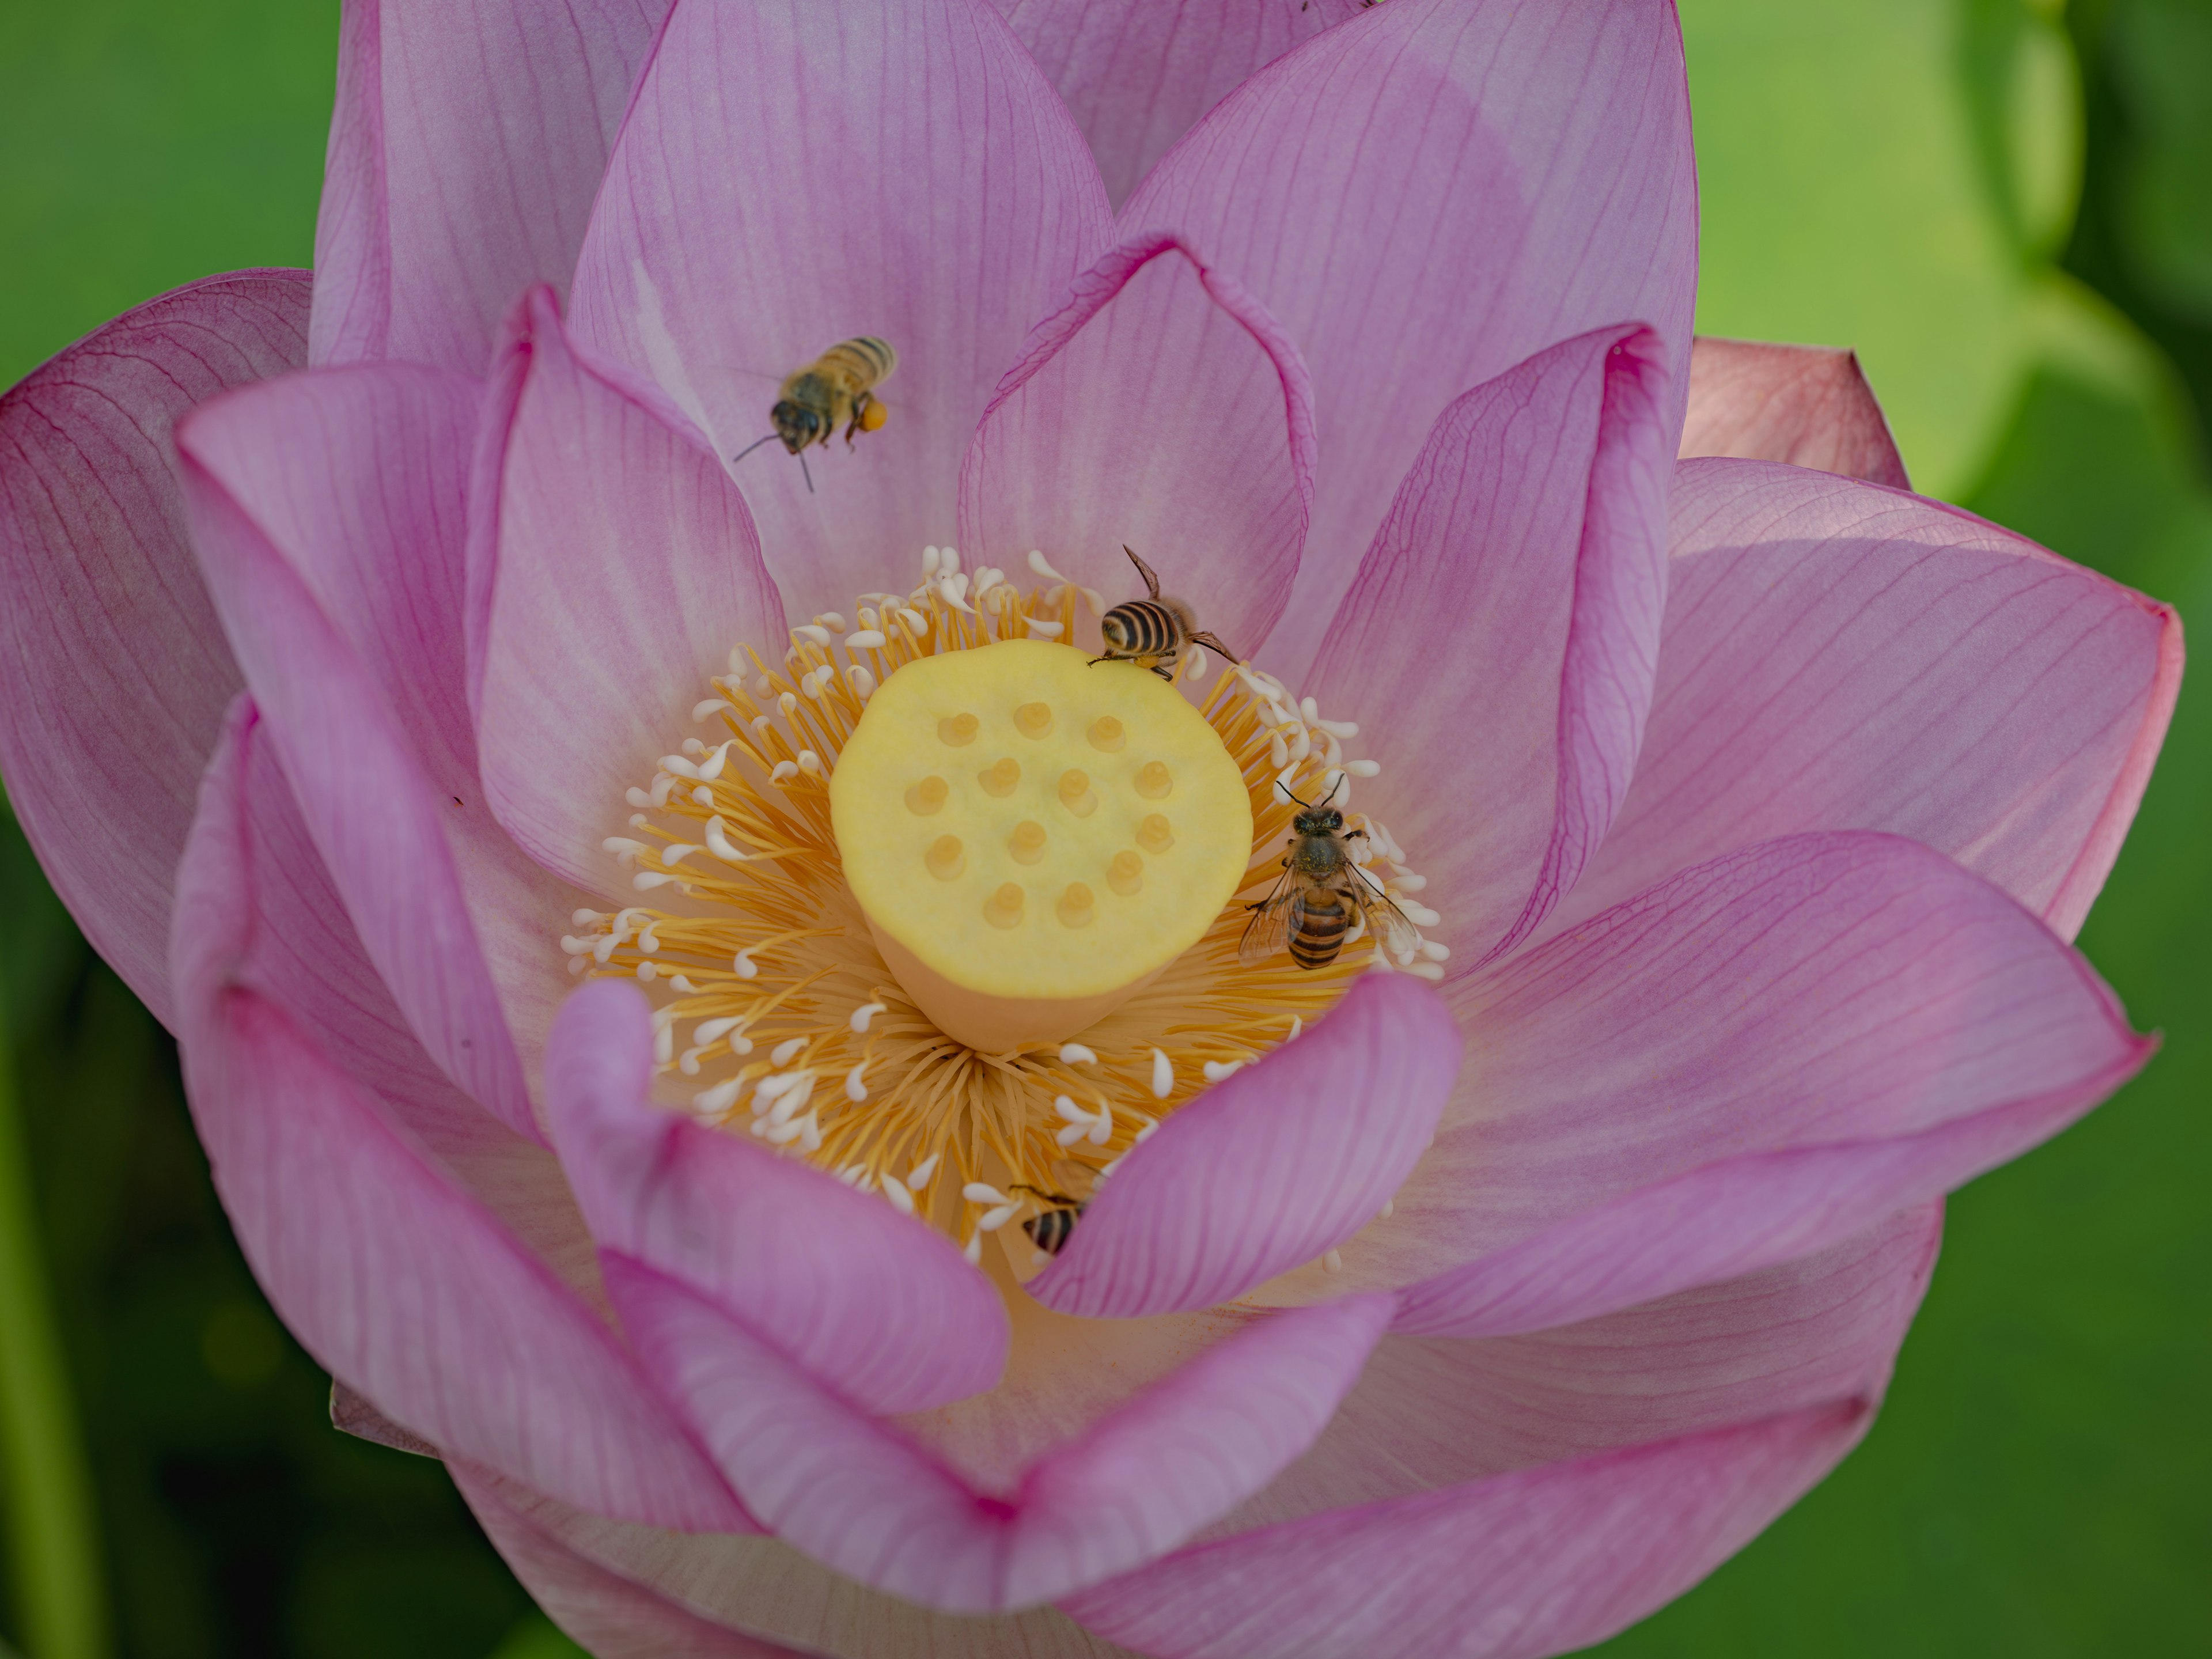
[{"left": 558, "top": 548, "right": 1446, "bottom": 1262}]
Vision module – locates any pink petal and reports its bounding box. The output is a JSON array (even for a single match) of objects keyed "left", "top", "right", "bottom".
[
  {"left": 1060, "top": 1399, "right": 1873, "bottom": 1659},
  {"left": 567, "top": 0, "right": 1112, "bottom": 613},
  {"left": 544, "top": 979, "right": 1008, "bottom": 1414},
  {"left": 453, "top": 1465, "right": 1127, "bottom": 1659},
  {"left": 1360, "top": 832, "right": 2147, "bottom": 1337},
  {"left": 1679, "top": 338, "right": 1910, "bottom": 488},
  {"left": 1218, "top": 1204, "right": 1937, "bottom": 1537},
  {"left": 607, "top": 1249, "right": 1393, "bottom": 1611},
  {"left": 472, "top": 286, "right": 784, "bottom": 892},
  {"left": 1557, "top": 460, "right": 2183, "bottom": 944},
  {"left": 989, "top": 0, "right": 1369, "bottom": 209},
  {"left": 217, "top": 696, "right": 598, "bottom": 1287},
  {"left": 176, "top": 367, "right": 544, "bottom": 1140},
  {"left": 454, "top": 1463, "right": 808, "bottom": 1659},
  {"left": 958, "top": 231, "right": 1316, "bottom": 654},
  {"left": 1029, "top": 974, "right": 1459, "bottom": 1319},
  {"left": 312, "top": 0, "right": 671, "bottom": 373},
  {"left": 172, "top": 702, "right": 748, "bottom": 1533},
  {"left": 0, "top": 270, "right": 308, "bottom": 1027},
  {"left": 1121, "top": 0, "right": 1698, "bottom": 681},
  {"left": 1307, "top": 325, "right": 1673, "bottom": 967}
]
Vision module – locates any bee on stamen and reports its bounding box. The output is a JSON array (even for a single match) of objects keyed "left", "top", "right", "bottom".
[
  {"left": 1092, "top": 547, "right": 1240, "bottom": 681},
  {"left": 731, "top": 336, "right": 898, "bottom": 494},
  {"left": 1238, "top": 778, "right": 1420, "bottom": 971},
  {"left": 1012, "top": 1184, "right": 1088, "bottom": 1256}
]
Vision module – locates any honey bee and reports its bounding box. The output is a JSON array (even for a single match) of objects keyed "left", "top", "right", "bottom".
[
  {"left": 1092, "top": 547, "right": 1240, "bottom": 680},
  {"left": 1238, "top": 779, "right": 1419, "bottom": 970},
  {"left": 1012, "top": 1185, "right": 1088, "bottom": 1256},
  {"left": 731, "top": 336, "right": 897, "bottom": 492}
]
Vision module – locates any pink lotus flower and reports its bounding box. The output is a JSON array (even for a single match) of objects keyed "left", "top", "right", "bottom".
[{"left": 0, "top": 2, "right": 2182, "bottom": 1653}]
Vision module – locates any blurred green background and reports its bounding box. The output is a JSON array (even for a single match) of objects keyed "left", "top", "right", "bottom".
[{"left": 0, "top": 0, "right": 2207, "bottom": 1654}]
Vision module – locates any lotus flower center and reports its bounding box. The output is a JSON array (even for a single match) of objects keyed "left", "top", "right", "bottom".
[
  {"left": 558, "top": 548, "right": 1446, "bottom": 1267},
  {"left": 831, "top": 637, "right": 1252, "bottom": 1050}
]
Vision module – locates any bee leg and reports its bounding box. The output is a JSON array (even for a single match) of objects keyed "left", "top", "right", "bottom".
[{"left": 1150, "top": 663, "right": 1173, "bottom": 681}]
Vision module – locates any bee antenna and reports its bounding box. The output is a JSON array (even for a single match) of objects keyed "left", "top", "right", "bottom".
[
  {"left": 799, "top": 451, "right": 816, "bottom": 495},
  {"left": 729, "top": 432, "right": 779, "bottom": 465},
  {"left": 1274, "top": 779, "right": 1314, "bottom": 809},
  {"left": 1318, "top": 775, "right": 1344, "bottom": 808}
]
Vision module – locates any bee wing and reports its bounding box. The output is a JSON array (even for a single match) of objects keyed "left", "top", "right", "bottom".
[
  {"left": 1237, "top": 871, "right": 1300, "bottom": 965},
  {"left": 1349, "top": 863, "right": 1423, "bottom": 963}
]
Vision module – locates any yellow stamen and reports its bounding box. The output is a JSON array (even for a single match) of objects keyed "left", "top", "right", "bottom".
[{"left": 559, "top": 552, "right": 1444, "bottom": 1266}]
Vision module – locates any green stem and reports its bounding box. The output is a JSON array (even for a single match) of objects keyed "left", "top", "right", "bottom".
[{"left": 0, "top": 977, "right": 108, "bottom": 1659}]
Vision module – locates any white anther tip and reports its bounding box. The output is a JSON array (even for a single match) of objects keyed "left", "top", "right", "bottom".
[
  {"left": 850, "top": 1001, "right": 886, "bottom": 1033},
  {"left": 845, "top": 1062, "right": 869, "bottom": 1103},
  {"left": 1058, "top": 1043, "right": 1097, "bottom": 1065},
  {"left": 770, "top": 1037, "right": 805, "bottom": 1066},
  {"left": 732, "top": 950, "right": 759, "bottom": 979},
  {"left": 963, "top": 1182, "right": 1008, "bottom": 1206},
  {"left": 906, "top": 1153, "right": 941, "bottom": 1190},
  {"left": 1149, "top": 1049, "right": 1175, "bottom": 1100},
  {"left": 1323, "top": 1249, "right": 1343, "bottom": 1274},
  {"left": 1055, "top": 1122, "right": 1089, "bottom": 1148},
  {"left": 963, "top": 1233, "right": 984, "bottom": 1266},
  {"left": 1202, "top": 1059, "right": 1244, "bottom": 1084},
  {"left": 881, "top": 1176, "right": 917, "bottom": 1217}
]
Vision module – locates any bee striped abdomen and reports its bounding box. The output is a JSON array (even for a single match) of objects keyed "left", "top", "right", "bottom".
[
  {"left": 820, "top": 336, "right": 896, "bottom": 387},
  {"left": 1022, "top": 1207, "right": 1084, "bottom": 1255},
  {"left": 1102, "top": 599, "right": 1180, "bottom": 658},
  {"left": 1287, "top": 891, "right": 1353, "bottom": 970}
]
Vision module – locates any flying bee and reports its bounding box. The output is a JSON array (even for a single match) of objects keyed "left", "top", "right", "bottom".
[
  {"left": 1238, "top": 779, "right": 1420, "bottom": 971},
  {"left": 1012, "top": 1185, "right": 1088, "bottom": 1256},
  {"left": 730, "top": 336, "right": 897, "bottom": 493},
  {"left": 1092, "top": 546, "right": 1240, "bottom": 680}
]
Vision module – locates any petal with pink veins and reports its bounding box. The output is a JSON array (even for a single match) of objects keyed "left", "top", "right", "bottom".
[
  {"left": 1122, "top": 0, "right": 1698, "bottom": 681},
  {"left": 172, "top": 702, "right": 749, "bottom": 1533},
  {"left": 1213, "top": 1203, "right": 1937, "bottom": 1539},
  {"left": 454, "top": 1467, "right": 1132, "bottom": 1659},
  {"left": 1307, "top": 325, "right": 1673, "bottom": 967},
  {"left": 0, "top": 269, "right": 309, "bottom": 1028},
  {"left": 472, "top": 286, "right": 785, "bottom": 893},
  {"left": 544, "top": 980, "right": 1008, "bottom": 1414},
  {"left": 1679, "top": 338, "right": 1910, "bottom": 488},
  {"left": 1027, "top": 974, "right": 1459, "bottom": 1320},
  {"left": 1059, "top": 1399, "right": 1874, "bottom": 1659},
  {"left": 605, "top": 1249, "right": 1393, "bottom": 1611},
  {"left": 218, "top": 698, "right": 600, "bottom": 1289},
  {"left": 1555, "top": 460, "right": 2182, "bottom": 943},
  {"left": 454, "top": 1462, "right": 809, "bottom": 1659},
  {"left": 568, "top": 0, "right": 1112, "bottom": 615},
  {"left": 312, "top": 0, "right": 672, "bottom": 374},
  {"left": 176, "top": 365, "right": 546, "bottom": 1139},
  {"left": 1307, "top": 832, "right": 2148, "bottom": 1337},
  {"left": 988, "top": 0, "right": 1370, "bottom": 210},
  {"left": 959, "top": 230, "right": 1317, "bottom": 656}
]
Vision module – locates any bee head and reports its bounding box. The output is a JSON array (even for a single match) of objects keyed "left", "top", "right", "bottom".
[
  {"left": 1294, "top": 806, "right": 1344, "bottom": 836},
  {"left": 770, "top": 399, "right": 820, "bottom": 453}
]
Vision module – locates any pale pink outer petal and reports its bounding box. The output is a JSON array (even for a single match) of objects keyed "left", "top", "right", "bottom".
[
  {"left": 453, "top": 1468, "right": 1137, "bottom": 1659},
  {"left": 1213, "top": 1204, "right": 1937, "bottom": 1538},
  {"left": 453, "top": 1463, "right": 810, "bottom": 1659},
  {"left": 471, "top": 286, "right": 785, "bottom": 893},
  {"left": 1679, "top": 337, "right": 1910, "bottom": 488},
  {"left": 989, "top": 0, "right": 1373, "bottom": 209},
  {"left": 1316, "top": 832, "right": 2150, "bottom": 1337},
  {"left": 218, "top": 695, "right": 597, "bottom": 1290},
  {"left": 1307, "top": 325, "right": 1672, "bottom": 966},
  {"left": 1548, "top": 460, "right": 2183, "bottom": 946},
  {"left": 606, "top": 1249, "right": 1394, "bottom": 1612},
  {"left": 175, "top": 370, "right": 543, "bottom": 1139},
  {"left": 312, "top": 0, "right": 672, "bottom": 374},
  {"left": 544, "top": 980, "right": 1009, "bottom": 1414},
  {"left": 0, "top": 270, "right": 309, "bottom": 1027},
  {"left": 1028, "top": 974, "right": 1457, "bottom": 1319},
  {"left": 567, "top": 0, "right": 1113, "bottom": 615},
  {"left": 1059, "top": 1400, "right": 1875, "bottom": 1659},
  {"left": 1122, "top": 0, "right": 1698, "bottom": 681},
  {"left": 172, "top": 701, "right": 748, "bottom": 1533},
  {"left": 958, "top": 230, "right": 1316, "bottom": 655}
]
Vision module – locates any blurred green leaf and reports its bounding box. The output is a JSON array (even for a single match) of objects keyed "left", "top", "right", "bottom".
[
  {"left": 1681, "top": 0, "right": 2069, "bottom": 496},
  {"left": 486, "top": 1616, "right": 587, "bottom": 1659},
  {"left": 2107, "top": 0, "right": 2212, "bottom": 320}
]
